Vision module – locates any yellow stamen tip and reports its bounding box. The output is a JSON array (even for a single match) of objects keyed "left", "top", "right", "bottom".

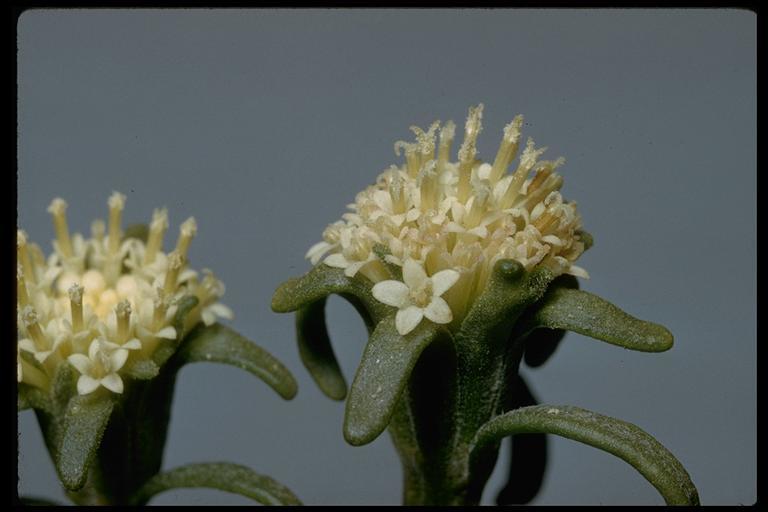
[
  {"left": 47, "top": 198, "right": 68, "bottom": 216},
  {"left": 108, "top": 191, "right": 127, "bottom": 210}
]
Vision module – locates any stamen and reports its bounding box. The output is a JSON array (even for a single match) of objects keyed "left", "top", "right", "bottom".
[
  {"left": 465, "top": 181, "right": 491, "bottom": 228},
  {"left": 91, "top": 219, "right": 105, "bottom": 243},
  {"left": 22, "top": 306, "right": 47, "bottom": 351},
  {"left": 457, "top": 104, "right": 484, "bottom": 202},
  {"left": 145, "top": 208, "right": 169, "bottom": 264},
  {"left": 153, "top": 287, "right": 169, "bottom": 330},
  {"left": 175, "top": 217, "right": 197, "bottom": 260},
  {"left": 107, "top": 192, "right": 126, "bottom": 255},
  {"left": 68, "top": 283, "right": 84, "bottom": 332},
  {"left": 418, "top": 160, "right": 438, "bottom": 212},
  {"left": 17, "top": 230, "right": 36, "bottom": 285},
  {"left": 115, "top": 300, "right": 132, "bottom": 343},
  {"left": 17, "top": 264, "right": 29, "bottom": 306},
  {"left": 411, "top": 121, "right": 440, "bottom": 163},
  {"left": 47, "top": 198, "right": 74, "bottom": 258},
  {"left": 489, "top": 115, "right": 524, "bottom": 184},
  {"left": 436, "top": 121, "right": 456, "bottom": 174},
  {"left": 499, "top": 138, "right": 547, "bottom": 209},
  {"left": 163, "top": 251, "right": 184, "bottom": 295},
  {"left": 389, "top": 172, "right": 407, "bottom": 214}
]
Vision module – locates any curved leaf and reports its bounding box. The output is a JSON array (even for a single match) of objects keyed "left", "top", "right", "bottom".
[
  {"left": 527, "top": 289, "right": 673, "bottom": 352},
  {"left": 344, "top": 316, "right": 443, "bottom": 446},
  {"left": 174, "top": 323, "right": 297, "bottom": 400},
  {"left": 296, "top": 298, "right": 347, "bottom": 401},
  {"left": 271, "top": 263, "right": 388, "bottom": 325},
  {"left": 56, "top": 395, "right": 115, "bottom": 491},
  {"left": 130, "top": 462, "right": 302, "bottom": 506},
  {"left": 471, "top": 405, "right": 699, "bottom": 505},
  {"left": 496, "top": 374, "right": 547, "bottom": 505}
]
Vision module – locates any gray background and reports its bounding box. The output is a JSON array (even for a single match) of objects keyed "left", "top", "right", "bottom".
[{"left": 17, "top": 9, "right": 755, "bottom": 505}]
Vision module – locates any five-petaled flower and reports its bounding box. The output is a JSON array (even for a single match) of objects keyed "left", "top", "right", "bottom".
[{"left": 372, "top": 259, "right": 459, "bottom": 335}]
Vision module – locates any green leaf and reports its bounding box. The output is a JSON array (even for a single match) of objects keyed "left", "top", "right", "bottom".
[
  {"left": 344, "top": 316, "right": 443, "bottom": 446},
  {"left": 130, "top": 462, "right": 302, "bottom": 506},
  {"left": 271, "top": 264, "right": 388, "bottom": 326},
  {"left": 152, "top": 295, "right": 200, "bottom": 367},
  {"left": 470, "top": 405, "right": 699, "bottom": 505},
  {"left": 527, "top": 289, "right": 673, "bottom": 352},
  {"left": 496, "top": 374, "right": 547, "bottom": 505},
  {"left": 174, "top": 323, "right": 298, "bottom": 400},
  {"left": 56, "top": 394, "right": 115, "bottom": 491},
  {"left": 18, "top": 384, "right": 52, "bottom": 413},
  {"left": 125, "top": 359, "right": 160, "bottom": 380},
  {"left": 296, "top": 298, "right": 347, "bottom": 401}
]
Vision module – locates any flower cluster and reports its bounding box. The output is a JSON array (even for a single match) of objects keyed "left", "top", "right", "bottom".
[
  {"left": 17, "top": 193, "right": 233, "bottom": 396},
  {"left": 306, "top": 105, "right": 588, "bottom": 335}
]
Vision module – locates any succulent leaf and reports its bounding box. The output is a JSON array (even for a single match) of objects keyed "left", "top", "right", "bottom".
[{"left": 296, "top": 298, "right": 347, "bottom": 401}]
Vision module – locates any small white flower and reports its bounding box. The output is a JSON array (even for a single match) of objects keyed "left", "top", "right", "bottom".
[
  {"left": 67, "top": 339, "right": 129, "bottom": 395},
  {"left": 372, "top": 259, "right": 460, "bottom": 336}
]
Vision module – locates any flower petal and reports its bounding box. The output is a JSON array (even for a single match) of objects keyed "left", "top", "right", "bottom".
[
  {"left": 208, "top": 302, "right": 234, "bottom": 319},
  {"left": 323, "top": 253, "right": 349, "bottom": 269},
  {"left": 122, "top": 338, "right": 143, "bottom": 351},
  {"left": 566, "top": 265, "right": 590, "bottom": 279},
  {"left": 424, "top": 297, "right": 453, "bottom": 324},
  {"left": 77, "top": 375, "right": 100, "bottom": 395},
  {"left": 430, "top": 269, "right": 460, "bottom": 297},
  {"left": 344, "top": 261, "right": 366, "bottom": 277},
  {"left": 110, "top": 348, "right": 129, "bottom": 371},
  {"left": 372, "top": 280, "right": 410, "bottom": 308},
  {"left": 395, "top": 306, "right": 424, "bottom": 336},
  {"left": 402, "top": 259, "right": 427, "bottom": 289},
  {"left": 67, "top": 354, "right": 92, "bottom": 375},
  {"left": 155, "top": 326, "right": 177, "bottom": 339},
  {"left": 100, "top": 374, "right": 124, "bottom": 394}
]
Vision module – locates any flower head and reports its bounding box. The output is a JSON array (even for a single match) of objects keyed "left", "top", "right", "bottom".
[
  {"left": 16, "top": 193, "right": 233, "bottom": 395},
  {"left": 307, "top": 106, "right": 589, "bottom": 332}
]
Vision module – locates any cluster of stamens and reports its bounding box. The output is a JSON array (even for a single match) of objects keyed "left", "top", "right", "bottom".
[
  {"left": 306, "top": 105, "right": 588, "bottom": 334},
  {"left": 17, "top": 193, "right": 232, "bottom": 395}
]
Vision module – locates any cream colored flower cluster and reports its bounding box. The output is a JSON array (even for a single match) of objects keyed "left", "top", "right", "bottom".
[
  {"left": 306, "top": 105, "right": 588, "bottom": 335},
  {"left": 17, "top": 193, "right": 233, "bottom": 396}
]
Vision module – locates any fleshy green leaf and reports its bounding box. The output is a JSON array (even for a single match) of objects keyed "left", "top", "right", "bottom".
[
  {"left": 56, "top": 394, "right": 115, "bottom": 491},
  {"left": 296, "top": 298, "right": 347, "bottom": 401},
  {"left": 271, "top": 264, "right": 388, "bottom": 326},
  {"left": 496, "top": 374, "right": 547, "bottom": 505},
  {"left": 174, "top": 323, "right": 297, "bottom": 400},
  {"left": 152, "top": 295, "right": 199, "bottom": 367},
  {"left": 471, "top": 405, "right": 699, "bottom": 505},
  {"left": 527, "top": 289, "right": 673, "bottom": 352},
  {"left": 344, "top": 316, "right": 443, "bottom": 446},
  {"left": 130, "top": 462, "right": 302, "bottom": 506},
  {"left": 125, "top": 359, "right": 160, "bottom": 380}
]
